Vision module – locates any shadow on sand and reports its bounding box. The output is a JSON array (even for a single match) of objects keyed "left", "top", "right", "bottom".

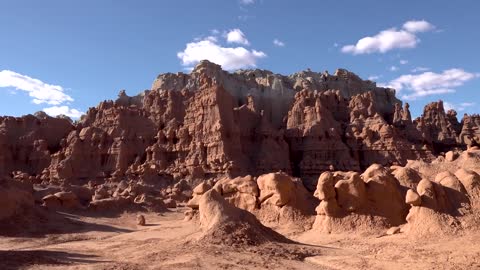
[
  {"left": 0, "top": 207, "right": 133, "bottom": 238},
  {"left": 0, "top": 250, "right": 109, "bottom": 270}
]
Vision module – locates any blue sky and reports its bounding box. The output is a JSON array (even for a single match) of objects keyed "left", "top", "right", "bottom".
[{"left": 0, "top": 0, "right": 479, "bottom": 118}]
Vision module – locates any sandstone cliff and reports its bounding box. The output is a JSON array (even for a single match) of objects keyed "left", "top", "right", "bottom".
[{"left": 1, "top": 60, "right": 479, "bottom": 190}]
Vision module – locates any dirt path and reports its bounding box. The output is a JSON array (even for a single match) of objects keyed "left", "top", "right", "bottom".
[{"left": 1, "top": 210, "right": 480, "bottom": 269}]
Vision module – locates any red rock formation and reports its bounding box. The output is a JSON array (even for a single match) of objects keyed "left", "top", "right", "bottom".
[
  {"left": 0, "top": 113, "right": 73, "bottom": 177},
  {"left": 1, "top": 61, "right": 479, "bottom": 212},
  {"left": 285, "top": 89, "right": 358, "bottom": 177},
  {"left": 459, "top": 114, "right": 480, "bottom": 147},
  {"left": 415, "top": 101, "right": 459, "bottom": 152},
  {"left": 0, "top": 176, "right": 34, "bottom": 221},
  {"left": 46, "top": 101, "right": 156, "bottom": 184}
]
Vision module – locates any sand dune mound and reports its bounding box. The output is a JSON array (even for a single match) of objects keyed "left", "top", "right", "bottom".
[{"left": 197, "top": 190, "right": 290, "bottom": 246}]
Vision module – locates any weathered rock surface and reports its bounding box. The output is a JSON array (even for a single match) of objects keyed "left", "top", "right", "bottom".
[
  {"left": 0, "top": 177, "right": 34, "bottom": 221},
  {"left": 0, "top": 113, "right": 73, "bottom": 177},
  {"left": 312, "top": 164, "right": 407, "bottom": 233},
  {"left": 1, "top": 61, "right": 480, "bottom": 220}
]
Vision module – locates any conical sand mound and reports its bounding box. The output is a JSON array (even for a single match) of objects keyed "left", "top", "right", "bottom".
[{"left": 197, "top": 190, "right": 290, "bottom": 246}]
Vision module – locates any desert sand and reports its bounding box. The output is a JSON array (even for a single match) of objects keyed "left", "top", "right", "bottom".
[{"left": 2, "top": 209, "right": 480, "bottom": 270}]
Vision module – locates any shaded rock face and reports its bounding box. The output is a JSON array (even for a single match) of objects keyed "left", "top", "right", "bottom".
[
  {"left": 1, "top": 61, "right": 479, "bottom": 188},
  {"left": 285, "top": 89, "right": 358, "bottom": 176},
  {"left": 345, "top": 93, "right": 432, "bottom": 171},
  {"left": 0, "top": 113, "right": 73, "bottom": 177},
  {"left": 415, "top": 101, "right": 460, "bottom": 153},
  {"left": 46, "top": 101, "right": 157, "bottom": 184},
  {"left": 0, "top": 177, "right": 34, "bottom": 221},
  {"left": 459, "top": 114, "right": 480, "bottom": 147}
]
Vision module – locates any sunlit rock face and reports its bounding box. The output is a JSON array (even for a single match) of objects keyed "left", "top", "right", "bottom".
[{"left": 2, "top": 60, "right": 479, "bottom": 188}]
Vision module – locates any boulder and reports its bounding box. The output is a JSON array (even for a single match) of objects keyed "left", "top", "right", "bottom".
[
  {"left": 406, "top": 189, "right": 421, "bottom": 206},
  {"left": 314, "top": 172, "right": 336, "bottom": 200},
  {"left": 445, "top": 151, "right": 457, "bottom": 162},
  {"left": 213, "top": 175, "right": 258, "bottom": 211},
  {"left": 334, "top": 173, "right": 367, "bottom": 212},
  {"left": 54, "top": 191, "right": 80, "bottom": 208},
  {"left": 42, "top": 194, "right": 62, "bottom": 209},
  {"left": 137, "top": 214, "right": 146, "bottom": 226},
  {"left": 257, "top": 172, "right": 295, "bottom": 207}
]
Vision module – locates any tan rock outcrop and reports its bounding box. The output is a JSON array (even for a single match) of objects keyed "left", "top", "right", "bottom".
[{"left": 313, "top": 164, "right": 407, "bottom": 233}]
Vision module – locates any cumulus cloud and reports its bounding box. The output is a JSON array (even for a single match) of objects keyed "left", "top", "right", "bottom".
[
  {"left": 341, "top": 29, "right": 417, "bottom": 54},
  {"left": 341, "top": 20, "right": 435, "bottom": 55},
  {"left": 0, "top": 70, "right": 73, "bottom": 105},
  {"left": 226, "top": 29, "right": 250, "bottom": 45},
  {"left": 43, "top": 105, "right": 84, "bottom": 118},
  {"left": 400, "top": 59, "right": 408, "bottom": 65},
  {"left": 381, "top": 68, "right": 479, "bottom": 100},
  {"left": 403, "top": 20, "right": 435, "bottom": 33},
  {"left": 0, "top": 70, "right": 83, "bottom": 118},
  {"left": 273, "top": 39, "right": 285, "bottom": 47},
  {"left": 368, "top": 75, "right": 381, "bottom": 81},
  {"left": 177, "top": 33, "right": 266, "bottom": 70}
]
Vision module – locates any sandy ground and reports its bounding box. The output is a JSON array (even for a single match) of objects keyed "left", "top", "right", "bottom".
[{"left": 1, "top": 209, "right": 480, "bottom": 270}]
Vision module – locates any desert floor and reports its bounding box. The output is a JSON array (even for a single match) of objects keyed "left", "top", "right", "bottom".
[{"left": 1, "top": 208, "right": 479, "bottom": 270}]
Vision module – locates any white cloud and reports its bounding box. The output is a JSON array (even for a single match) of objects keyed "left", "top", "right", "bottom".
[
  {"left": 273, "top": 39, "right": 285, "bottom": 47},
  {"left": 444, "top": 102, "right": 455, "bottom": 111},
  {"left": 400, "top": 59, "right": 408, "bottom": 65},
  {"left": 226, "top": 29, "right": 250, "bottom": 45},
  {"left": 43, "top": 105, "right": 84, "bottom": 119},
  {"left": 444, "top": 101, "right": 475, "bottom": 112},
  {"left": 457, "top": 102, "right": 475, "bottom": 111},
  {"left": 341, "top": 20, "right": 435, "bottom": 55},
  {"left": 390, "top": 66, "right": 399, "bottom": 71},
  {"left": 0, "top": 70, "right": 73, "bottom": 105},
  {"left": 411, "top": 67, "right": 430, "bottom": 72},
  {"left": 382, "top": 68, "right": 479, "bottom": 100},
  {"left": 403, "top": 20, "right": 435, "bottom": 33},
  {"left": 240, "top": 0, "right": 254, "bottom": 4},
  {"left": 342, "top": 28, "right": 417, "bottom": 54},
  {"left": 368, "top": 75, "right": 381, "bottom": 81},
  {"left": 177, "top": 37, "right": 266, "bottom": 71},
  {"left": 460, "top": 102, "right": 475, "bottom": 107}
]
